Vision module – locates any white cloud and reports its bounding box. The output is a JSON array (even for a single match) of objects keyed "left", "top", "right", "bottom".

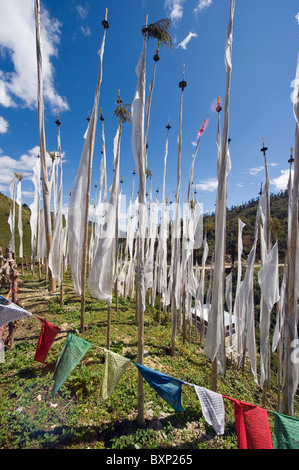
[
  {"left": 81, "top": 26, "right": 91, "bottom": 37},
  {"left": 164, "top": 0, "right": 185, "bottom": 21},
  {"left": 0, "top": 0, "right": 68, "bottom": 112},
  {"left": 195, "top": 178, "right": 218, "bottom": 192},
  {"left": 247, "top": 165, "right": 264, "bottom": 176},
  {"left": 0, "top": 146, "right": 59, "bottom": 193},
  {"left": 296, "top": 12, "right": 299, "bottom": 24},
  {"left": 272, "top": 169, "right": 293, "bottom": 192},
  {"left": 194, "top": 0, "right": 213, "bottom": 14},
  {"left": 75, "top": 5, "right": 89, "bottom": 20},
  {"left": 236, "top": 183, "right": 244, "bottom": 188},
  {"left": 177, "top": 31, "right": 198, "bottom": 50},
  {"left": 247, "top": 163, "right": 278, "bottom": 176},
  {"left": 0, "top": 116, "right": 8, "bottom": 134},
  {"left": 0, "top": 148, "right": 38, "bottom": 185}
]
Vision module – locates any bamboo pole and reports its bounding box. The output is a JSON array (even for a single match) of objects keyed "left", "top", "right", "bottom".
[
  {"left": 136, "top": 15, "right": 148, "bottom": 426},
  {"left": 80, "top": 113, "right": 94, "bottom": 332},
  {"left": 278, "top": 150, "right": 293, "bottom": 412},
  {"left": 282, "top": 126, "right": 299, "bottom": 415},
  {"left": 260, "top": 138, "right": 271, "bottom": 406},
  {"left": 171, "top": 69, "right": 186, "bottom": 357},
  {"left": 34, "top": 0, "right": 55, "bottom": 293},
  {"left": 80, "top": 16, "right": 108, "bottom": 331},
  {"left": 206, "top": 0, "right": 235, "bottom": 390}
]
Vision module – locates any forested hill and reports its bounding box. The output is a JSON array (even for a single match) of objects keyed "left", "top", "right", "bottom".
[{"left": 199, "top": 190, "right": 289, "bottom": 266}]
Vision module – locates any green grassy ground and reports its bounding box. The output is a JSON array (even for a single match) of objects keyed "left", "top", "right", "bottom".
[{"left": 0, "top": 265, "right": 297, "bottom": 450}]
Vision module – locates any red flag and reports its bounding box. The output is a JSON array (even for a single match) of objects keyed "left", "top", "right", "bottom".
[
  {"left": 223, "top": 396, "right": 273, "bottom": 449},
  {"left": 34, "top": 317, "right": 61, "bottom": 364}
]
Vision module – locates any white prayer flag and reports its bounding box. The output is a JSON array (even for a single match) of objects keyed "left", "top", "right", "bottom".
[
  {"left": 29, "top": 158, "right": 41, "bottom": 269},
  {"left": 204, "top": 0, "right": 235, "bottom": 374},
  {"left": 193, "top": 385, "right": 225, "bottom": 435},
  {"left": 258, "top": 242, "right": 280, "bottom": 313},
  {"left": 88, "top": 128, "right": 121, "bottom": 304},
  {"left": 68, "top": 31, "right": 106, "bottom": 295},
  {"left": 8, "top": 175, "right": 17, "bottom": 253},
  {"left": 0, "top": 295, "right": 32, "bottom": 328},
  {"left": 16, "top": 180, "right": 23, "bottom": 259},
  {"left": 48, "top": 127, "right": 64, "bottom": 285}
]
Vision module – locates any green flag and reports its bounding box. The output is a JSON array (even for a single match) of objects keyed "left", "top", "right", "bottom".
[
  {"left": 99, "top": 349, "right": 131, "bottom": 403},
  {"left": 270, "top": 411, "right": 299, "bottom": 449},
  {"left": 52, "top": 333, "right": 92, "bottom": 397}
]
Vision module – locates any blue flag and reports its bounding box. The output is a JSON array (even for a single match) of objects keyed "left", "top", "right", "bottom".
[{"left": 134, "top": 362, "right": 185, "bottom": 412}]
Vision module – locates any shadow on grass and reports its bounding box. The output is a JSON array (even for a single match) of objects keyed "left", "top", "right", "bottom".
[{"left": 28, "top": 408, "right": 234, "bottom": 450}]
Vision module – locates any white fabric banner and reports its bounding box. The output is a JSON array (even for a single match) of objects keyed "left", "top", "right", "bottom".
[
  {"left": 281, "top": 53, "right": 299, "bottom": 415},
  {"left": 48, "top": 127, "right": 64, "bottom": 285},
  {"left": 0, "top": 295, "right": 32, "bottom": 328},
  {"left": 29, "top": 158, "right": 41, "bottom": 269},
  {"left": 88, "top": 127, "right": 121, "bottom": 304},
  {"left": 16, "top": 180, "right": 23, "bottom": 258},
  {"left": 204, "top": 0, "right": 235, "bottom": 374},
  {"left": 193, "top": 385, "right": 225, "bottom": 435},
  {"left": 131, "top": 33, "right": 147, "bottom": 315},
  {"left": 8, "top": 175, "right": 17, "bottom": 253},
  {"left": 258, "top": 242, "right": 280, "bottom": 313},
  {"left": 68, "top": 31, "right": 106, "bottom": 295}
]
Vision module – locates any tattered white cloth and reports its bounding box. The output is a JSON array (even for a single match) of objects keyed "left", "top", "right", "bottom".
[
  {"left": 193, "top": 385, "right": 225, "bottom": 435},
  {"left": 0, "top": 295, "right": 32, "bottom": 328}
]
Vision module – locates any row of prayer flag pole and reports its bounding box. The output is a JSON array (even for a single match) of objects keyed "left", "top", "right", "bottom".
[{"left": 1, "top": 297, "right": 298, "bottom": 449}]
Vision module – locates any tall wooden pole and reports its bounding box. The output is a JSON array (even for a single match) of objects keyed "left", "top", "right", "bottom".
[
  {"left": 281, "top": 65, "right": 299, "bottom": 414},
  {"left": 171, "top": 70, "right": 186, "bottom": 357},
  {"left": 136, "top": 15, "right": 148, "bottom": 426},
  {"left": 80, "top": 14, "right": 108, "bottom": 332},
  {"left": 55, "top": 110, "right": 65, "bottom": 306},
  {"left": 34, "top": 0, "right": 55, "bottom": 292},
  {"left": 80, "top": 111, "right": 94, "bottom": 332},
  {"left": 260, "top": 138, "right": 271, "bottom": 405}
]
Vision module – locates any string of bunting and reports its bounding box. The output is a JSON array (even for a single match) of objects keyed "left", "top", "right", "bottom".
[{"left": 0, "top": 297, "right": 298, "bottom": 450}]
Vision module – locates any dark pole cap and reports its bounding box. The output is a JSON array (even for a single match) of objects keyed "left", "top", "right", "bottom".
[
  {"left": 179, "top": 80, "right": 187, "bottom": 90},
  {"left": 102, "top": 19, "right": 109, "bottom": 29}
]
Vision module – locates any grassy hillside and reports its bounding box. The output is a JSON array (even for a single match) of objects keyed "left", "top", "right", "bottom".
[
  {"left": 0, "top": 268, "right": 298, "bottom": 450},
  {"left": 0, "top": 192, "right": 32, "bottom": 260}
]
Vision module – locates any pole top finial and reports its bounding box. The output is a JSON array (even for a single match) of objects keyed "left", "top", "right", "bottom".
[
  {"left": 259, "top": 181, "right": 263, "bottom": 196},
  {"left": 116, "top": 89, "right": 122, "bottom": 104},
  {"left": 153, "top": 40, "right": 160, "bottom": 62},
  {"left": 288, "top": 146, "right": 294, "bottom": 164},
  {"left": 260, "top": 136, "right": 268, "bottom": 153},
  {"left": 179, "top": 64, "right": 187, "bottom": 90},
  {"left": 102, "top": 8, "right": 109, "bottom": 29},
  {"left": 216, "top": 96, "right": 222, "bottom": 112},
  {"left": 55, "top": 108, "right": 61, "bottom": 126}
]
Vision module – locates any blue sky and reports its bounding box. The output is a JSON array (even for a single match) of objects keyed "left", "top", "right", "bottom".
[{"left": 0, "top": 0, "right": 298, "bottom": 218}]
